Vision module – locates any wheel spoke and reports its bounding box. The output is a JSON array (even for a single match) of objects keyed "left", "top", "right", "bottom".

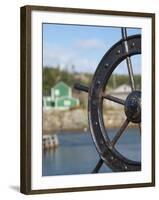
[
  {"left": 111, "top": 118, "right": 129, "bottom": 146},
  {"left": 74, "top": 83, "right": 125, "bottom": 105},
  {"left": 125, "top": 56, "right": 135, "bottom": 91},
  {"left": 138, "top": 123, "right": 141, "bottom": 134},
  {"left": 103, "top": 94, "right": 125, "bottom": 105},
  {"left": 92, "top": 159, "right": 104, "bottom": 173},
  {"left": 121, "top": 28, "right": 136, "bottom": 91},
  {"left": 74, "top": 83, "right": 89, "bottom": 93}
]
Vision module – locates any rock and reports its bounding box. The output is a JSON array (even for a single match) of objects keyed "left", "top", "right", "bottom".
[
  {"left": 43, "top": 109, "right": 88, "bottom": 133},
  {"left": 43, "top": 108, "right": 135, "bottom": 134}
]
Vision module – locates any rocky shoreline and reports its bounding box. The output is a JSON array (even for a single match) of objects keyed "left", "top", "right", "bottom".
[{"left": 43, "top": 108, "right": 135, "bottom": 134}]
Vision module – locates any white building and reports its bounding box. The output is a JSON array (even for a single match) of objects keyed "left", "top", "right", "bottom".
[{"left": 105, "top": 84, "right": 131, "bottom": 109}]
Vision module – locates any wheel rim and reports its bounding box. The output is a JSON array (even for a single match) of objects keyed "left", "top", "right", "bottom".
[{"left": 88, "top": 34, "right": 141, "bottom": 172}]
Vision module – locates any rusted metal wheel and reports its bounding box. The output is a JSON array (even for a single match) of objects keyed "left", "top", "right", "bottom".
[
  {"left": 74, "top": 29, "right": 141, "bottom": 172},
  {"left": 88, "top": 33, "right": 141, "bottom": 172}
]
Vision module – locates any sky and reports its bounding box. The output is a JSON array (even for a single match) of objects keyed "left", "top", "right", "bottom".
[{"left": 43, "top": 23, "right": 141, "bottom": 74}]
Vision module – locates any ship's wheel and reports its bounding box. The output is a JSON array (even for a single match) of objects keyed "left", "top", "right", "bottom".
[{"left": 74, "top": 28, "right": 141, "bottom": 172}]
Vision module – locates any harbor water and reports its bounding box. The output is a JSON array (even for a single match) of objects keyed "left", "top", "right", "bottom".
[{"left": 42, "top": 128, "right": 141, "bottom": 176}]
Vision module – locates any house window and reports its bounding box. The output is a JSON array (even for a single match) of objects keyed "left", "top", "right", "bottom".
[
  {"left": 64, "top": 100, "right": 71, "bottom": 106},
  {"left": 55, "top": 89, "right": 60, "bottom": 96}
]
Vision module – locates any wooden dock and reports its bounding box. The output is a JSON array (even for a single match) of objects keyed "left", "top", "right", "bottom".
[{"left": 42, "top": 134, "right": 59, "bottom": 150}]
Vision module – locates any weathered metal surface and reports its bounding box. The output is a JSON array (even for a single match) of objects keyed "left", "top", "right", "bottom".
[
  {"left": 74, "top": 34, "right": 141, "bottom": 172},
  {"left": 88, "top": 34, "right": 141, "bottom": 172},
  {"left": 74, "top": 83, "right": 125, "bottom": 105}
]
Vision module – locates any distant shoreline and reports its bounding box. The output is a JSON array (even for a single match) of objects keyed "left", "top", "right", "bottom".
[
  {"left": 43, "top": 126, "right": 138, "bottom": 135},
  {"left": 43, "top": 108, "right": 139, "bottom": 135}
]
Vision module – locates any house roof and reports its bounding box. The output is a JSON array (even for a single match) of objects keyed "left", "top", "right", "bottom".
[
  {"left": 53, "top": 81, "right": 70, "bottom": 89},
  {"left": 111, "top": 84, "right": 131, "bottom": 94}
]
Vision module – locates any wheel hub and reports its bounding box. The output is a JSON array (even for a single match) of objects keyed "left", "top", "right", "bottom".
[{"left": 124, "top": 90, "right": 141, "bottom": 123}]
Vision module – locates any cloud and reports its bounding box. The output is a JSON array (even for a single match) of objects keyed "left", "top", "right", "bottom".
[
  {"left": 43, "top": 39, "right": 107, "bottom": 73},
  {"left": 43, "top": 46, "right": 98, "bottom": 73},
  {"left": 43, "top": 44, "right": 75, "bottom": 66},
  {"left": 75, "top": 39, "right": 105, "bottom": 49},
  {"left": 43, "top": 42, "right": 140, "bottom": 74}
]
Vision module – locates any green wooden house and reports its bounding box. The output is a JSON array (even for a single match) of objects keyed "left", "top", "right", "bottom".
[{"left": 43, "top": 81, "right": 79, "bottom": 110}]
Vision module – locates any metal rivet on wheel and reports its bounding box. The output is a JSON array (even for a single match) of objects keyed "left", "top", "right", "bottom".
[
  {"left": 124, "top": 166, "right": 128, "bottom": 170},
  {"left": 105, "top": 63, "right": 109, "bottom": 68},
  {"left": 95, "top": 122, "right": 98, "bottom": 125},
  {"left": 117, "top": 49, "right": 121, "bottom": 54},
  {"left": 131, "top": 42, "right": 135, "bottom": 47},
  {"left": 110, "top": 156, "right": 114, "bottom": 160}
]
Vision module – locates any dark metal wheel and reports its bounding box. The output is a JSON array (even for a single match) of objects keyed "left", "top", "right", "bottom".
[{"left": 88, "top": 33, "right": 141, "bottom": 172}]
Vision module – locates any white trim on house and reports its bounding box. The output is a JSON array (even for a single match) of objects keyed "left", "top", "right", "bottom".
[
  {"left": 55, "top": 95, "right": 78, "bottom": 101},
  {"left": 68, "top": 87, "right": 72, "bottom": 97},
  {"left": 51, "top": 87, "right": 55, "bottom": 100}
]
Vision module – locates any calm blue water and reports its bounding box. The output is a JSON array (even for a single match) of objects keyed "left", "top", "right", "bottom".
[{"left": 42, "top": 128, "right": 141, "bottom": 176}]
